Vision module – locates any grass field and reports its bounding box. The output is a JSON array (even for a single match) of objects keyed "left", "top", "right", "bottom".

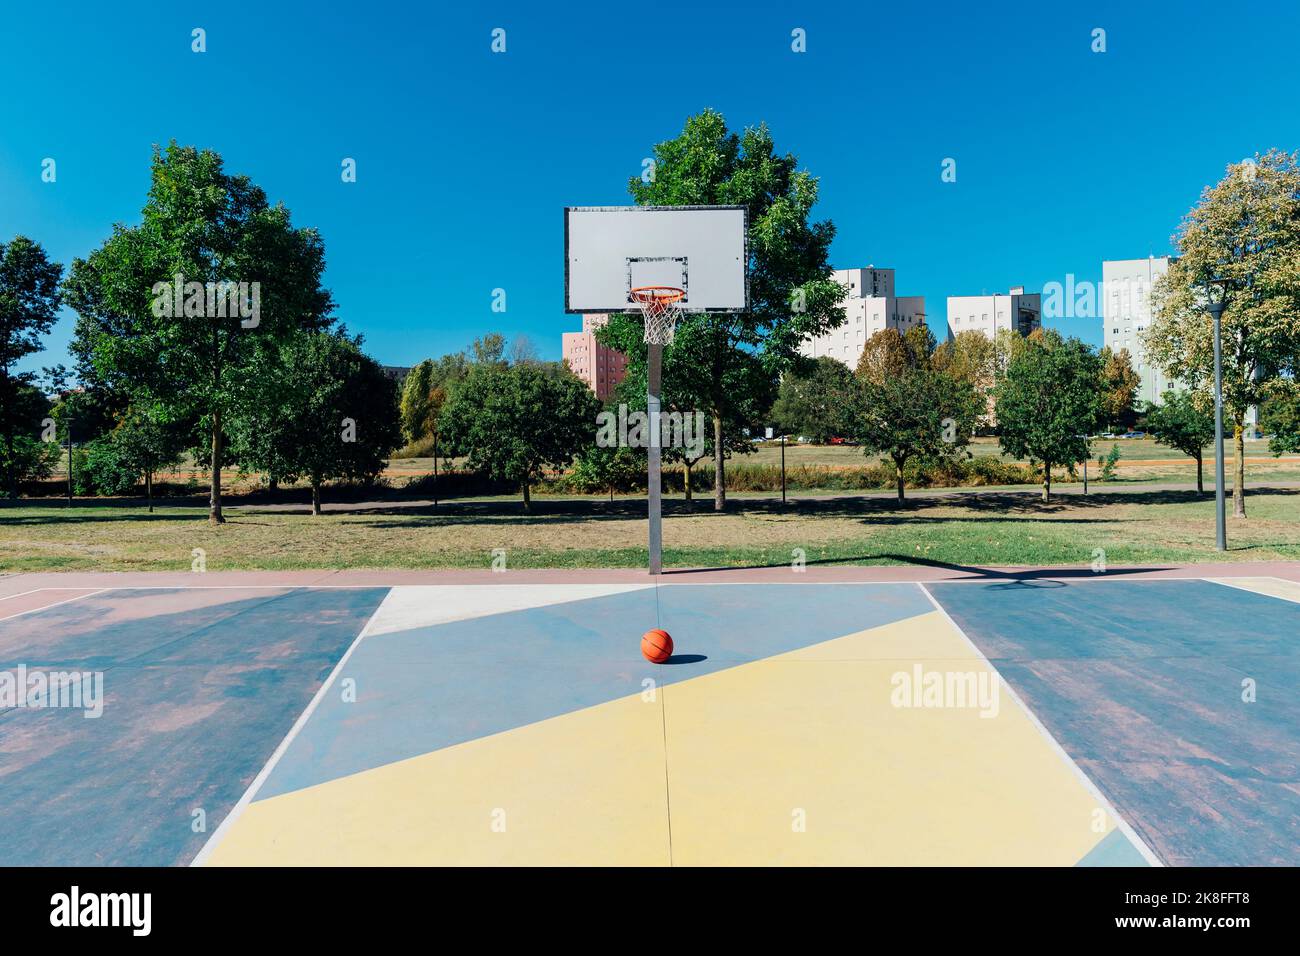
[{"left": 4, "top": 487, "right": 1298, "bottom": 572}]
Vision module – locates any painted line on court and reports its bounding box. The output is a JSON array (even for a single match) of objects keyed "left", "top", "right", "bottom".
[
  {"left": 190, "top": 586, "right": 397, "bottom": 866},
  {"left": 0, "top": 588, "right": 46, "bottom": 602},
  {"left": 916, "top": 582, "right": 1164, "bottom": 867},
  {"left": 0, "top": 588, "right": 109, "bottom": 622}
]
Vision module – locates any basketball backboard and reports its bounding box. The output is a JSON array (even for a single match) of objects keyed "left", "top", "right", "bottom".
[{"left": 564, "top": 205, "right": 748, "bottom": 314}]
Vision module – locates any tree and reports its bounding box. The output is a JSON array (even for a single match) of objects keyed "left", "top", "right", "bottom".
[
  {"left": 994, "top": 330, "right": 1103, "bottom": 501},
  {"left": 470, "top": 333, "right": 506, "bottom": 366},
  {"left": 0, "top": 236, "right": 63, "bottom": 496},
  {"left": 770, "top": 355, "right": 856, "bottom": 442},
  {"left": 850, "top": 327, "right": 980, "bottom": 502},
  {"left": 399, "top": 352, "right": 469, "bottom": 446},
  {"left": 598, "top": 109, "right": 846, "bottom": 511},
  {"left": 1143, "top": 390, "right": 1216, "bottom": 494},
  {"left": 570, "top": 444, "right": 644, "bottom": 503},
  {"left": 231, "top": 331, "right": 399, "bottom": 515},
  {"left": 81, "top": 403, "right": 186, "bottom": 509},
  {"left": 440, "top": 362, "right": 600, "bottom": 510},
  {"left": 1146, "top": 150, "right": 1300, "bottom": 518},
  {"left": 0, "top": 381, "right": 59, "bottom": 491},
  {"left": 1098, "top": 346, "right": 1141, "bottom": 432},
  {"left": 1259, "top": 388, "right": 1300, "bottom": 455},
  {"left": 63, "top": 143, "right": 335, "bottom": 525}
]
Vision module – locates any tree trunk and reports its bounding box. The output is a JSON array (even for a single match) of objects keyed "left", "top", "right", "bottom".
[
  {"left": 311, "top": 474, "right": 322, "bottom": 516},
  {"left": 713, "top": 413, "right": 725, "bottom": 512},
  {"left": 522, "top": 480, "right": 531, "bottom": 512},
  {"left": 268, "top": 475, "right": 278, "bottom": 498},
  {"left": 1042, "top": 460, "right": 1051, "bottom": 502},
  {"left": 209, "top": 408, "right": 224, "bottom": 525},
  {"left": 894, "top": 457, "right": 906, "bottom": 503},
  {"left": 146, "top": 470, "right": 154, "bottom": 514},
  {"left": 1195, "top": 452, "right": 1203, "bottom": 495},
  {"left": 684, "top": 463, "right": 692, "bottom": 501},
  {"left": 1231, "top": 423, "right": 1246, "bottom": 517}
]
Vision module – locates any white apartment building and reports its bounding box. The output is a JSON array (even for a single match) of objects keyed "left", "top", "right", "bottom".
[
  {"left": 945, "top": 287, "right": 1041, "bottom": 341},
  {"left": 799, "top": 267, "right": 926, "bottom": 368},
  {"left": 1102, "top": 256, "right": 1174, "bottom": 406}
]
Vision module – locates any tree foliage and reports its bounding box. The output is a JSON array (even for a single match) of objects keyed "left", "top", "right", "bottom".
[
  {"left": 770, "top": 355, "right": 856, "bottom": 442},
  {"left": 0, "top": 236, "right": 63, "bottom": 496},
  {"left": 994, "top": 329, "right": 1102, "bottom": 501},
  {"left": 1097, "top": 346, "right": 1141, "bottom": 431},
  {"left": 849, "top": 327, "right": 981, "bottom": 502},
  {"left": 1146, "top": 149, "right": 1300, "bottom": 517},
  {"left": 439, "top": 362, "right": 601, "bottom": 509},
  {"left": 1144, "top": 389, "right": 1215, "bottom": 493},
  {"left": 63, "top": 143, "right": 335, "bottom": 524},
  {"left": 230, "top": 331, "right": 399, "bottom": 514}
]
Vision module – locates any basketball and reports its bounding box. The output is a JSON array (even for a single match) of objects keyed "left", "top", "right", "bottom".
[{"left": 641, "top": 628, "right": 673, "bottom": 664}]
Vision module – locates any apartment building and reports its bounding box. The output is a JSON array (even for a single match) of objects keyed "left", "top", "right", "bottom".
[
  {"left": 798, "top": 267, "right": 926, "bottom": 369},
  {"left": 945, "top": 287, "right": 1041, "bottom": 341},
  {"left": 561, "top": 313, "right": 627, "bottom": 401},
  {"left": 1102, "top": 256, "right": 1175, "bottom": 406}
]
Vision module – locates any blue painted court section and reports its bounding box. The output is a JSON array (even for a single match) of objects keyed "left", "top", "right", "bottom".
[
  {"left": 0, "top": 587, "right": 388, "bottom": 865},
  {"left": 929, "top": 579, "right": 1300, "bottom": 866},
  {"left": 258, "top": 582, "right": 933, "bottom": 798}
]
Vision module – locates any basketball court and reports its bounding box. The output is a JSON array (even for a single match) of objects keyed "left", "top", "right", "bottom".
[{"left": 2, "top": 568, "right": 1295, "bottom": 866}]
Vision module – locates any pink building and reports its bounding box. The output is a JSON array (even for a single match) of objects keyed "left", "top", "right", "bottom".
[{"left": 562, "top": 314, "right": 627, "bottom": 401}]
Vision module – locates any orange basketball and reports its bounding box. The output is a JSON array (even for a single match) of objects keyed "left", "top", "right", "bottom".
[{"left": 641, "top": 628, "right": 674, "bottom": 664}]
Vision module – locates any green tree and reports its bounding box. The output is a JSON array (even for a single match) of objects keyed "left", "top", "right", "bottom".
[
  {"left": 994, "top": 330, "right": 1103, "bottom": 501},
  {"left": 598, "top": 109, "right": 846, "bottom": 512},
  {"left": 1144, "top": 389, "right": 1216, "bottom": 493},
  {"left": 81, "top": 403, "right": 187, "bottom": 509},
  {"left": 1146, "top": 150, "right": 1300, "bottom": 518},
  {"left": 440, "top": 362, "right": 601, "bottom": 510},
  {"left": 1098, "top": 346, "right": 1141, "bottom": 431},
  {"left": 850, "top": 327, "right": 980, "bottom": 502},
  {"left": 570, "top": 444, "right": 644, "bottom": 503},
  {"left": 63, "top": 143, "right": 335, "bottom": 524},
  {"left": 232, "top": 331, "right": 399, "bottom": 515},
  {"left": 770, "top": 355, "right": 856, "bottom": 442},
  {"left": 0, "top": 236, "right": 63, "bottom": 496},
  {"left": 399, "top": 352, "right": 469, "bottom": 446},
  {"left": 1259, "top": 388, "right": 1300, "bottom": 456},
  {"left": 0, "top": 381, "right": 59, "bottom": 490}
]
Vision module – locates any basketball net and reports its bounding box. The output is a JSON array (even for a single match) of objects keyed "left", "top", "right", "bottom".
[{"left": 630, "top": 286, "right": 685, "bottom": 346}]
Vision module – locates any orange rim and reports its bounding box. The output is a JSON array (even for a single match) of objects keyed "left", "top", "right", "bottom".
[{"left": 629, "top": 286, "right": 685, "bottom": 313}]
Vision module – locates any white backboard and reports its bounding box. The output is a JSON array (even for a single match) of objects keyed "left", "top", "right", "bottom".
[{"left": 564, "top": 205, "right": 748, "bottom": 313}]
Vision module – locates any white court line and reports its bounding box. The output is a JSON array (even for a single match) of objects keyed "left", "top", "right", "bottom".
[
  {"left": 0, "top": 588, "right": 46, "bottom": 602},
  {"left": 189, "top": 586, "right": 397, "bottom": 866},
  {"left": 0, "top": 588, "right": 109, "bottom": 622},
  {"left": 917, "top": 582, "right": 1164, "bottom": 867}
]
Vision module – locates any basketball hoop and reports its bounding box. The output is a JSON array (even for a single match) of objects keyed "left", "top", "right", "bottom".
[{"left": 630, "top": 286, "right": 685, "bottom": 345}]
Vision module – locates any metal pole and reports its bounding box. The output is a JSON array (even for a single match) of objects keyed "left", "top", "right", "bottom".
[
  {"left": 66, "top": 415, "right": 73, "bottom": 505},
  {"left": 647, "top": 343, "right": 663, "bottom": 575},
  {"left": 1212, "top": 304, "right": 1227, "bottom": 551},
  {"left": 780, "top": 434, "right": 786, "bottom": 505},
  {"left": 1083, "top": 455, "right": 1088, "bottom": 495}
]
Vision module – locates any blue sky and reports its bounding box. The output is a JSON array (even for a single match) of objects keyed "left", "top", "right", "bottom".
[{"left": 3, "top": 0, "right": 1298, "bottom": 376}]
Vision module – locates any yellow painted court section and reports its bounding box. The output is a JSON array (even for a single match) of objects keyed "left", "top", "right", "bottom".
[
  {"left": 206, "top": 691, "right": 671, "bottom": 866},
  {"left": 1210, "top": 577, "right": 1300, "bottom": 604},
  {"left": 206, "top": 611, "right": 1118, "bottom": 866}
]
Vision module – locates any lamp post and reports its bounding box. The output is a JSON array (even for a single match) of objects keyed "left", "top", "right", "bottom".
[{"left": 1204, "top": 278, "right": 1229, "bottom": 552}]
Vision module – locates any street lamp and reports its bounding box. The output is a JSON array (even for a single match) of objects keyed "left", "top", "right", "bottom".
[{"left": 1204, "top": 276, "right": 1230, "bottom": 552}]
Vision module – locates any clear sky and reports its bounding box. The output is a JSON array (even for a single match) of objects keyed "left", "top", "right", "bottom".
[{"left": 3, "top": 0, "right": 1298, "bottom": 376}]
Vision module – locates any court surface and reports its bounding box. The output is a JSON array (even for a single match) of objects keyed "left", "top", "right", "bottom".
[{"left": 0, "top": 570, "right": 1296, "bottom": 866}]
